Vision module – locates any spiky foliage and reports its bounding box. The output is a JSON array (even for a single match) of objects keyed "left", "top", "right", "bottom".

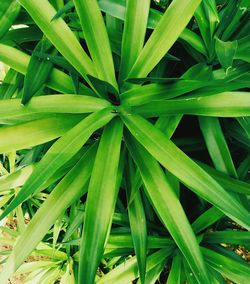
[{"left": 0, "top": 0, "right": 249, "bottom": 283}]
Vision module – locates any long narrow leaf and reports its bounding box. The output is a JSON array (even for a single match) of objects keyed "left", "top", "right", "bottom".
[
  {"left": 0, "top": 145, "right": 96, "bottom": 283},
  {"left": 0, "top": 108, "right": 115, "bottom": 220},
  {"left": 167, "top": 253, "right": 183, "bottom": 284},
  {"left": 134, "top": 92, "right": 250, "bottom": 117},
  {"left": 128, "top": 0, "right": 201, "bottom": 78},
  {"left": 196, "top": 161, "right": 250, "bottom": 195},
  {"left": 0, "top": 95, "right": 111, "bottom": 121},
  {"left": 120, "top": 111, "right": 250, "bottom": 230},
  {"left": 192, "top": 207, "right": 224, "bottom": 234},
  {"left": 204, "top": 231, "right": 250, "bottom": 246},
  {"left": 119, "top": 0, "right": 150, "bottom": 82},
  {"left": 0, "top": 0, "right": 20, "bottom": 40},
  {"left": 0, "top": 115, "right": 83, "bottom": 153},
  {"left": 98, "top": 0, "right": 206, "bottom": 55},
  {"left": 125, "top": 157, "right": 147, "bottom": 284},
  {"left": 97, "top": 248, "right": 173, "bottom": 284},
  {"left": 125, "top": 133, "right": 210, "bottom": 284},
  {"left": 79, "top": 118, "right": 123, "bottom": 284},
  {"left": 22, "top": 38, "right": 55, "bottom": 104},
  {"left": 0, "top": 44, "right": 95, "bottom": 96},
  {"left": 199, "top": 117, "right": 238, "bottom": 177},
  {"left": 73, "top": 0, "right": 117, "bottom": 88},
  {"left": 19, "top": 0, "right": 96, "bottom": 80},
  {"left": 202, "top": 247, "right": 250, "bottom": 284}
]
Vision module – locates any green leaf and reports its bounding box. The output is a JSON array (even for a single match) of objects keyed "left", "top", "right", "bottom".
[
  {"left": 119, "top": 0, "right": 150, "bottom": 82},
  {"left": 0, "top": 44, "right": 95, "bottom": 96},
  {"left": 235, "top": 35, "right": 250, "bottom": 63},
  {"left": 120, "top": 111, "right": 250, "bottom": 230},
  {"left": 125, "top": 77, "right": 180, "bottom": 84},
  {"left": 87, "top": 74, "right": 120, "bottom": 102},
  {"left": 121, "top": 63, "right": 214, "bottom": 106},
  {"left": 22, "top": 38, "right": 55, "bottom": 104},
  {"left": 79, "top": 118, "right": 123, "bottom": 284},
  {"left": 0, "top": 146, "right": 89, "bottom": 194},
  {"left": 0, "top": 95, "right": 111, "bottom": 121},
  {"left": 60, "top": 262, "right": 75, "bottom": 284},
  {"left": 194, "top": 0, "right": 219, "bottom": 57},
  {"left": 137, "top": 256, "right": 166, "bottom": 284},
  {"left": 195, "top": 161, "right": 250, "bottom": 195},
  {"left": 237, "top": 117, "right": 250, "bottom": 139},
  {"left": 0, "top": 145, "right": 96, "bottom": 282},
  {"left": 1, "top": 26, "right": 42, "bottom": 45},
  {"left": 182, "top": 63, "right": 213, "bottom": 81},
  {"left": 51, "top": 0, "right": 74, "bottom": 21},
  {"left": 125, "top": 132, "right": 210, "bottom": 284},
  {"left": 219, "top": 0, "right": 249, "bottom": 41},
  {"left": 0, "top": 115, "right": 83, "bottom": 153},
  {"left": 190, "top": 78, "right": 250, "bottom": 98},
  {"left": 134, "top": 92, "right": 250, "bottom": 117},
  {"left": 0, "top": 165, "right": 34, "bottom": 192},
  {"left": 0, "top": 0, "right": 20, "bottom": 40},
  {"left": 128, "top": 0, "right": 201, "bottom": 78},
  {"left": 98, "top": 0, "right": 206, "bottom": 55},
  {"left": 0, "top": 108, "right": 115, "bottom": 220},
  {"left": 199, "top": 117, "right": 238, "bottom": 177},
  {"left": 121, "top": 80, "right": 208, "bottom": 106},
  {"left": 204, "top": 231, "right": 250, "bottom": 246},
  {"left": 237, "top": 154, "right": 250, "bottom": 180},
  {"left": 179, "top": 27, "right": 207, "bottom": 55},
  {"left": 32, "top": 52, "right": 76, "bottom": 75},
  {"left": 167, "top": 253, "right": 183, "bottom": 284},
  {"left": 125, "top": 157, "right": 147, "bottom": 284},
  {"left": 18, "top": 0, "right": 96, "bottom": 80},
  {"left": 97, "top": 248, "right": 173, "bottom": 284},
  {"left": 192, "top": 207, "right": 224, "bottom": 234},
  {"left": 15, "top": 261, "right": 58, "bottom": 275},
  {"left": 215, "top": 38, "right": 238, "bottom": 69},
  {"left": 73, "top": 0, "right": 117, "bottom": 88},
  {"left": 0, "top": 69, "right": 19, "bottom": 100},
  {"left": 202, "top": 247, "right": 250, "bottom": 284},
  {"left": 67, "top": 233, "right": 174, "bottom": 250}
]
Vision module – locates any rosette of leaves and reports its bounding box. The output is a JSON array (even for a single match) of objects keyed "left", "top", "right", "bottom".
[{"left": 0, "top": 0, "right": 249, "bottom": 283}]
